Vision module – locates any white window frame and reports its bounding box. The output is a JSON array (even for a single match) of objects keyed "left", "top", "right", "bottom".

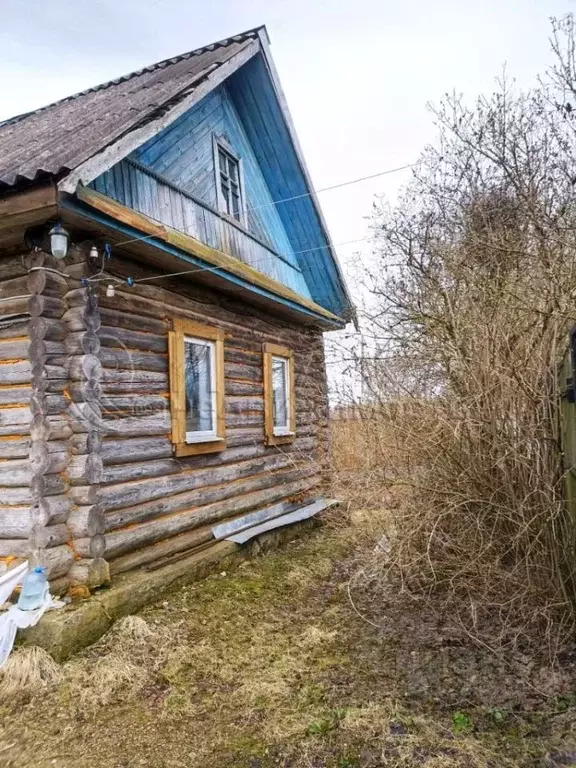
[
  {"left": 271, "top": 355, "right": 292, "bottom": 436},
  {"left": 183, "top": 335, "right": 218, "bottom": 444},
  {"left": 213, "top": 134, "right": 246, "bottom": 225},
  {"left": 263, "top": 343, "right": 295, "bottom": 446}
]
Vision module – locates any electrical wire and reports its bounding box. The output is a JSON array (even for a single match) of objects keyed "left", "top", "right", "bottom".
[
  {"left": 78, "top": 160, "right": 416, "bottom": 290},
  {"left": 112, "top": 161, "right": 417, "bottom": 249}
]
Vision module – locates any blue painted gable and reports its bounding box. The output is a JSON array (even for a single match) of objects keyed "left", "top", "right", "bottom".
[
  {"left": 89, "top": 52, "right": 351, "bottom": 319},
  {"left": 131, "top": 85, "right": 304, "bottom": 281}
]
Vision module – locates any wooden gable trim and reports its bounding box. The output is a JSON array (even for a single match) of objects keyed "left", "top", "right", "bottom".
[
  {"left": 262, "top": 342, "right": 296, "bottom": 446},
  {"left": 169, "top": 317, "right": 226, "bottom": 457},
  {"left": 58, "top": 40, "right": 261, "bottom": 195},
  {"left": 255, "top": 29, "right": 354, "bottom": 317},
  {"left": 74, "top": 185, "right": 344, "bottom": 325}
]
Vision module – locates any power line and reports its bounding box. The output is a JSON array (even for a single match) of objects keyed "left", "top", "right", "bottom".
[
  {"left": 112, "top": 161, "right": 417, "bottom": 250},
  {"left": 83, "top": 160, "right": 415, "bottom": 293}
]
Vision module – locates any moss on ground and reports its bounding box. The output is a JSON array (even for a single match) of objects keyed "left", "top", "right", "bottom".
[{"left": 1, "top": 516, "right": 576, "bottom": 767}]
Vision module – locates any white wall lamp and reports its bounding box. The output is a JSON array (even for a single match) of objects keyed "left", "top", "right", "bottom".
[{"left": 49, "top": 221, "right": 69, "bottom": 260}]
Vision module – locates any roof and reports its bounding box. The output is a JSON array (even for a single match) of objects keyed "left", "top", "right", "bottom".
[{"left": 0, "top": 28, "right": 263, "bottom": 189}]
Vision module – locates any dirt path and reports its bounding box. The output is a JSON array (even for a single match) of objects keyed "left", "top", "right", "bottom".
[{"left": 1, "top": 516, "right": 576, "bottom": 767}]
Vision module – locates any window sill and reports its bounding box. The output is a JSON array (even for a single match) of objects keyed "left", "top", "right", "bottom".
[
  {"left": 185, "top": 434, "right": 223, "bottom": 444},
  {"left": 174, "top": 439, "right": 226, "bottom": 457},
  {"left": 265, "top": 431, "right": 296, "bottom": 447}
]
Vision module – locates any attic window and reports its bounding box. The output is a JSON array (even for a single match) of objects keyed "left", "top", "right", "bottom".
[{"left": 214, "top": 138, "right": 244, "bottom": 222}]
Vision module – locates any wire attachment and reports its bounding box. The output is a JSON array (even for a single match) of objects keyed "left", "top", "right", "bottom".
[
  {"left": 126, "top": 277, "right": 134, "bottom": 287},
  {"left": 106, "top": 284, "right": 115, "bottom": 298}
]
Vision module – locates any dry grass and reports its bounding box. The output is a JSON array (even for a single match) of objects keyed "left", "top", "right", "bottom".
[
  {"left": 0, "top": 646, "right": 61, "bottom": 698},
  {"left": 2, "top": 520, "right": 576, "bottom": 767}
]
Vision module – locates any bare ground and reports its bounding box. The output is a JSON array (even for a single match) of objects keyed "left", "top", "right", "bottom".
[{"left": 2, "top": 511, "right": 576, "bottom": 767}]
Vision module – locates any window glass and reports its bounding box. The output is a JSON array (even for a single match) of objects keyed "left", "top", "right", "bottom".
[
  {"left": 272, "top": 356, "right": 289, "bottom": 431},
  {"left": 184, "top": 337, "right": 215, "bottom": 437},
  {"left": 217, "top": 144, "right": 242, "bottom": 221}
]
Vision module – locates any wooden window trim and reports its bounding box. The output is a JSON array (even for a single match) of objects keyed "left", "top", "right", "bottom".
[
  {"left": 212, "top": 134, "right": 247, "bottom": 227},
  {"left": 169, "top": 318, "right": 226, "bottom": 456},
  {"left": 263, "top": 342, "right": 296, "bottom": 446}
]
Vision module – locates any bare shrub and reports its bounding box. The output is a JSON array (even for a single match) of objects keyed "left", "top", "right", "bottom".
[{"left": 344, "top": 16, "right": 576, "bottom": 655}]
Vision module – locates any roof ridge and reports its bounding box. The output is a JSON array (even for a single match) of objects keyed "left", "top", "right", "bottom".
[{"left": 2, "top": 26, "right": 265, "bottom": 129}]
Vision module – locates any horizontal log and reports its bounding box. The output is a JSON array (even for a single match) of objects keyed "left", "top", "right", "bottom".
[
  {"left": 98, "top": 307, "right": 168, "bottom": 335},
  {"left": 66, "top": 453, "right": 103, "bottom": 485},
  {"left": 34, "top": 544, "right": 75, "bottom": 578},
  {"left": 224, "top": 348, "right": 261, "bottom": 366},
  {"left": 67, "top": 354, "right": 101, "bottom": 381},
  {"left": 29, "top": 523, "right": 69, "bottom": 549},
  {"left": 100, "top": 452, "right": 297, "bottom": 513},
  {"left": 32, "top": 363, "right": 66, "bottom": 381},
  {"left": 101, "top": 412, "right": 171, "bottom": 438},
  {"left": 0, "top": 360, "right": 32, "bottom": 384},
  {"left": 101, "top": 436, "right": 173, "bottom": 465},
  {"left": 99, "top": 379, "right": 168, "bottom": 395},
  {"left": 0, "top": 275, "right": 29, "bottom": 300},
  {"left": 64, "top": 331, "right": 101, "bottom": 356},
  {"left": 67, "top": 381, "right": 102, "bottom": 403},
  {"left": 0, "top": 407, "right": 31, "bottom": 428},
  {"left": 68, "top": 402, "right": 102, "bottom": 432},
  {"left": 68, "top": 485, "right": 98, "bottom": 506},
  {"left": 64, "top": 287, "right": 97, "bottom": 309},
  {"left": 225, "top": 380, "right": 263, "bottom": 396},
  {"left": 0, "top": 435, "right": 30, "bottom": 458},
  {"left": 0, "top": 319, "right": 28, "bottom": 339},
  {"left": 61, "top": 305, "right": 101, "bottom": 333},
  {"left": 73, "top": 535, "right": 106, "bottom": 559},
  {"left": 0, "top": 385, "right": 32, "bottom": 405},
  {"left": 31, "top": 473, "right": 67, "bottom": 498},
  {"left": 0, "top": 487, "right": 34, "bottom": 504},
  {"left": 102, "top": 458, "right": 180, "bottom": 485},
  {"left": 0, "top": 258, "right": 28, "bottom": 282},
  {"left": 28, "top": 317, "right": 67, "bottom": 342},
  {"left": 68, "top": 557, "right": 110, "bottom": 587},
  {"left": 99, "top": 325, "right": 167, "bottom": 353},
  {"left": 30, "top": 415, "right": 73, "bottom": 441},
  {"left": 30, "top": 394, "right": 68, "bottom": 416},
  {"left": 225, "top": 361, "right": 260, "bottom": 381},
  {"left": 226, "top": 427, "right": 265, "bottom": 448},
  {"left": 105, "top": 464, "right": 315, "bottom": 532},
  {"left": 27, "top": 269, "right": 67, "bottom": 298},
  {"left": 0, "top": 504, "right": 47, "bottom": 538},
  {"left": 99, "top": 348, "right": 167, "bottom": 373},
  {"left": 105, "top": 473, "right": 318, "bottom": 559},
  {"left": 28, "top": 295, "right": 65, "bottom": 319},
  {"left": 225, "top": 396, "right": 264, "bottom": 415},
  {"left": 30, "top": 446, "right": 68, "bottom": 474},
  {"left": 40, "top": 495, "right": 72, "bottom": 524},
  {"left": 0, "top": 338, "right": 29, "bottom": 361},
  {"left": 67, "top": 505, "right": 105, "bottom": 538},
  {"left": 110, "top": 526, "right": 213, "bottom": 575},
  {"left": 0, "top": 297, "right": 29, "bottom": 319},
  {"left": 70, "top": 431, "right": 102, "bottom": 455},
  {"left": 0, "top": 538, "right": 31, "bottom": 556},
  {"left": 100, "top": 395, "right": 167, "bottom": 416}
]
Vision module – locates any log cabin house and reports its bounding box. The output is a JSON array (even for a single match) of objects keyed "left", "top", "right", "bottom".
[{"left": 0, "top": 27, "right": 353, "bottom": 594}]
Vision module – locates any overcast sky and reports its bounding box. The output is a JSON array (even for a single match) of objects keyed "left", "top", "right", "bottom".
[{"left": 0, "top": 0, "right": 573, "bottom": 274}]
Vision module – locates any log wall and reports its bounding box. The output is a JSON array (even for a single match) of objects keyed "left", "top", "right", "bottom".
[{"left": 0, "top": 244, "right": 330, "bottom": 586}]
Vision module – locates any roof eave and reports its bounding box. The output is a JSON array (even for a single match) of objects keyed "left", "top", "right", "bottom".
[{"left": 56, "top": 39, "right": 261, "bottom": 195}]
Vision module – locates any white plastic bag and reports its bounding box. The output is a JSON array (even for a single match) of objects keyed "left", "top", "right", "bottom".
[{"left": 0, "top": 567, "right": 64, "bottom": 668}]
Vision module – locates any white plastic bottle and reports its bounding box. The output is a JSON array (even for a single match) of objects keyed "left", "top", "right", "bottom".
[{"left": 17, "top": 566, "right": 48, "bottom": 611}]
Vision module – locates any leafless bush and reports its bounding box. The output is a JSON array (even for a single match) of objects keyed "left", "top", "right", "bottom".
[{"left": 342, "top": 15, "right": 576, "bottom": 656}]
